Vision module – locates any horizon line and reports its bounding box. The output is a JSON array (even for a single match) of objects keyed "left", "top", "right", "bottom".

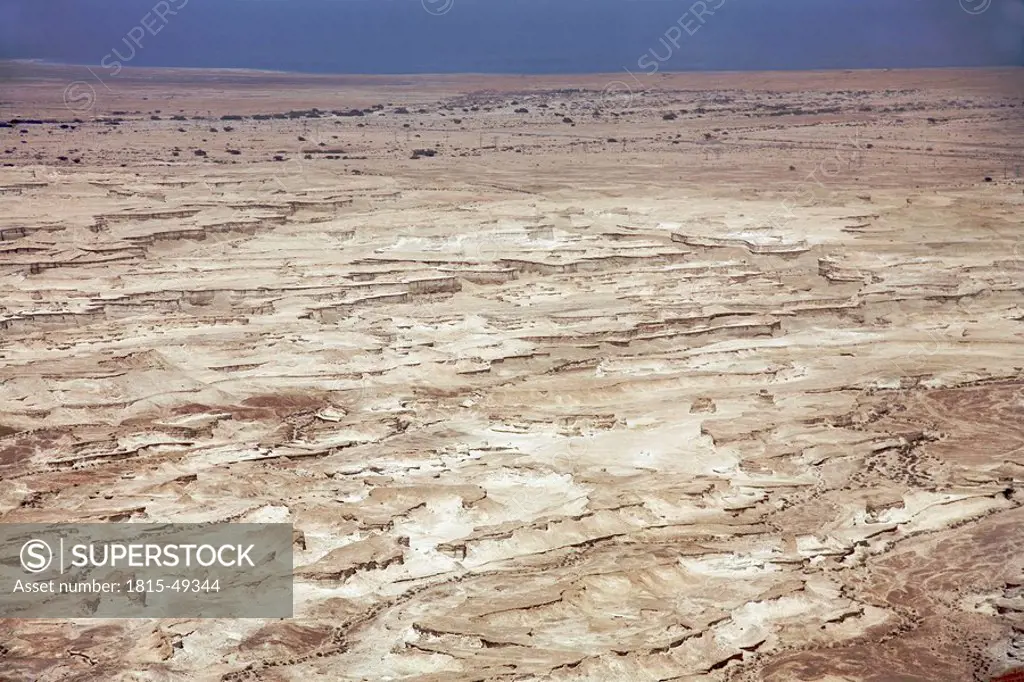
[{"left": 6, "top": 58, "right": 1024, "bottom": 80}]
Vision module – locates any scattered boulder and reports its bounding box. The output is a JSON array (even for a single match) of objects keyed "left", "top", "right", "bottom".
[{"left": 690, "top": 397, "right": 717, "bottom": 414}]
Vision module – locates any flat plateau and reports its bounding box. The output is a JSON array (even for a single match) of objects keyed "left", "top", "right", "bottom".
[{"left": 1, "top": 63, "right": 1024, "bottom": 681}]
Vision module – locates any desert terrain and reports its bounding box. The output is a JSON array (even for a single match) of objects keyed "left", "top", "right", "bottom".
[{"left": 1, "top": 62, "right": 1024, "bottom": 681}]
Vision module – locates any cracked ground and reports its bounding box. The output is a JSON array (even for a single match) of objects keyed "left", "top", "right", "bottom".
[{"left": 1, "top": 64, "right": 1023, "bottom": 681}]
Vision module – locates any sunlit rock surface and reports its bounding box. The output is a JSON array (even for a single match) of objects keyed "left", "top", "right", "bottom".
[{"left": 1, "top": 64, "right": 1023, "bottom": 681}]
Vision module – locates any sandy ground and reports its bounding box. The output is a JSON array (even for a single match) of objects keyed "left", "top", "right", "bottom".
[{"left": 1, "top": 62, "right": 1024, "bottom": 681}]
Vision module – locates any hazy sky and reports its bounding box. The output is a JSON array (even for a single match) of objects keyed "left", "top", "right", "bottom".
[{"left": 1, "top": 0, "right": 1022, "bottom": 74}]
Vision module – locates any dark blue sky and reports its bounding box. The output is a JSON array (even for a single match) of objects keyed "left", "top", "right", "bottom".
[{"left": 1, "top": 0, "right": 1022, "bottom": 74}]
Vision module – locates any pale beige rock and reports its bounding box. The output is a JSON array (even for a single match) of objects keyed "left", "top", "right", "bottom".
[{"left": 1, "top": 62, "right": 1023, "bottom": 682}]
